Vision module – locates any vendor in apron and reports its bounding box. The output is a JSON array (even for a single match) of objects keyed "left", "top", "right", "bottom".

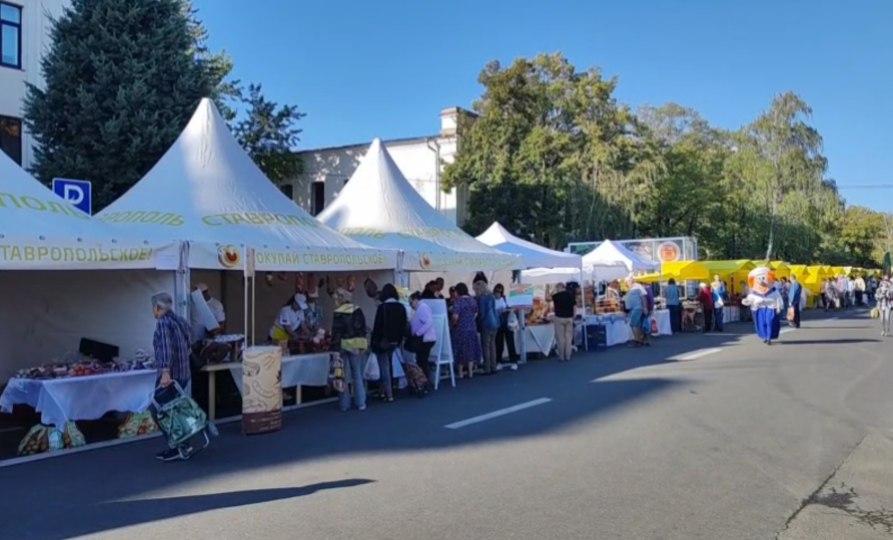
[{"left": 270, "top": 293, "right": 307, "bottom": 345}]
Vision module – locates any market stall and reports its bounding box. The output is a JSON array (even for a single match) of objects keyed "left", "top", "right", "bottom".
[
  {"left": 581, "top": 240, "right": 656, "bottom": 282},
  {"left": 0, "top": 149, "right": 183, "bottom": 460},
  {"left": 319, "top": 139, "right": 518, "bottom": 283},
  {"left": 476, "top": 221, "right": 585, "bottom": 359},
  {"left": 701, "top": 260, "right": 755, "bottom": 296},
  {"left": 318, "top": 140, "right": 519, "bottom": 381},
  {"left": 95, "top": 99, "right": 398, "bottom": 415},
  {"left": 0, "top": 151, "right": 179, "bottom": 381}
]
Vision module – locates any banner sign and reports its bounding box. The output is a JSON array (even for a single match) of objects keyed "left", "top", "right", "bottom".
[{"left": 507, "top": 284, "right": 534, "bottom": 308}]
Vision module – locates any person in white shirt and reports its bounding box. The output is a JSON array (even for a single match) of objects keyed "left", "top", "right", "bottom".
[
  {"left": 270, "top": 294, "right": 306, "bottom": 345},
  {"left": 190, "top": 282, "right": 225, "bottom": 344}
]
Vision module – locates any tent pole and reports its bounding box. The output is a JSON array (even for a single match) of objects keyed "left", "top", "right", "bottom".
[
  {"left": 251, "top": 267, "right": 256, "bottom": 347},
  {"left": 243, "top": 246, "right": 249, "bottom": 350},
  {"left": 580, "top": 261, "right": 588, "bottom": 352}
]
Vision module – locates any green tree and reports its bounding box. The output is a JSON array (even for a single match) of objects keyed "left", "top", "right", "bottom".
[
  {"left": 443, "top": 53, "right": 655, "bottom": 249},
  {"left": 636, "top": 104, "right": 731, "bottom": 250},
  {"left": 233, "top": 84, "right": 306, "bottom": 184},
  {"left": 24, "top": 0, "right": 234, "bottom": 210},
  {"left": 836, "top": 206, "right": 888, "bottom": 267},
  {"left": 725, "top": 92, "right": 835, "bottom": 260}
]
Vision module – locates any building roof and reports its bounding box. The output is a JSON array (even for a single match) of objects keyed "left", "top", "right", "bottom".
[{"left": 295, "top": 134, "right": 441, "bottom": 155}]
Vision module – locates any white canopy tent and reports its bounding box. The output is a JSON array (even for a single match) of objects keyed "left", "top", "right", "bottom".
[
  {"left": 97, "top": 98, "right": 396, "bottom": 274},
  {"left": 318, "top": 139, "right": 518, "bottom": 275},
  {"left": 475, "top": 222, "right": 582, "bottom": 285},
  {"left": 0, "top": 150, "right": 176, "bottom": 270},
  {"left": 581, "top": 239, "right": 658, "bottom": 282},
  {"left": 97, "top": 99, "right": 398, "bottom": 343},
  {"left": 0, "top": 152, "right": 178, "bottom": 379}
]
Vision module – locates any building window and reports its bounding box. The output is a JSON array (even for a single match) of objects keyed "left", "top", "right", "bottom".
[
  {"left": 311, "top": 182, "right": 325, "bottom": 215},
  {"left": 0, "top": 2, "right": 21, "bottom": 69},
  {"left": 0, "top": 115, "right": 21, "bottom": 164},
  {"left": 279, "top": 183, "right": 294, "bottom": 200}
]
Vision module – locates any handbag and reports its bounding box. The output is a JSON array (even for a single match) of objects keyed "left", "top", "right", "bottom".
[
  {"left": 405, "top": 335, "right": 423, "bottom": 354},
  {"left": 870, "top": 307, "right": 880, "bottom": 319},
  {"left": 364, "top": 353, "right": 380, "bottom": 381},
  {"left": 786, "top": 307, "right": 795, "bottom": 321},
  {"left": 506, "top": 310, "right": 520, "bottom": 332}
]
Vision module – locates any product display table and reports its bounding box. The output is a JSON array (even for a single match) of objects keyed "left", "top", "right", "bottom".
[
  {"left": 0, "top": 369, "right": 157, "bottom": 428},
  {"left": 201, "top": 352, "right": 331, "bottom": 420},
  {"left": 517, "top": 324, "right": 556, "bottom": 356},
  {"left": 585, "top": 314, "right": 632, "bottom": 346}
]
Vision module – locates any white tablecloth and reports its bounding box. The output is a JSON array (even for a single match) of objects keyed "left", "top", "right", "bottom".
[
  {"left": 651, "top": 309, "right": 672, "bottom": 336},
  {"left": 517, "top": 324, "right": 556, "bottom": 355},
  {"left": 0, "top": 370, "right": 157, "bottom": 428},
  {"left": 229, "top": 352, "right": 331, "bottom": 395},
  {"left": 584, "top": 314, "right": 632, "bottom": 346}
]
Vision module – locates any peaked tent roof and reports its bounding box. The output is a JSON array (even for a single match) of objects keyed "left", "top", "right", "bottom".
[
  {"left": 97, "top": 99, "right": 395, "bottom": 272},
  {"left": 318, "top": 139, "right": 518, "bottom": 272},
  {"left": 476, "top": 222, "right": 581, "bottom": 270},
  {"left": 582, "top": 239, "right": 659, "bottom": 275},
  {"left": 0, "top": 150, "right": 171, "bottom": 270}
]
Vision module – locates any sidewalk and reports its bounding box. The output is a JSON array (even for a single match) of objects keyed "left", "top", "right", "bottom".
[{"left": 780, "top": 430, "right": 893, "bottom": 539}]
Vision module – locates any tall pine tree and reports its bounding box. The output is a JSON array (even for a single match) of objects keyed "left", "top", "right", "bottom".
[{"left": 24, "top": 0, "right": 234, "bottom": 210}]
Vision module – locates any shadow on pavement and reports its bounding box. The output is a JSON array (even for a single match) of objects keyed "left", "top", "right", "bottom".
[
  {"left": 777, "top": 339, "right": 881, "bottom": 345},
  {"left": 0, "top": 310, "right": 847, "bottom": 537},
  {"left": 7, "top": 480, "right": 374, "bottom": 539}
]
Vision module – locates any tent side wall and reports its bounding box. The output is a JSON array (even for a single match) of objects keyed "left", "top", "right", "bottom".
[{"left": 0, "top": 269, "right": 176, "bottom": 380}]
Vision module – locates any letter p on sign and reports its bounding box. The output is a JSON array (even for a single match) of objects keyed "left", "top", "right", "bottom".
[{"left": 52, "top": 178, "right": 92, "bottom": 215}]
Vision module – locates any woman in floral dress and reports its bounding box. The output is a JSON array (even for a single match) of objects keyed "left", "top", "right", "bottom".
[{"left": 450, "top": 282, "right": 481, "bottom": 379}]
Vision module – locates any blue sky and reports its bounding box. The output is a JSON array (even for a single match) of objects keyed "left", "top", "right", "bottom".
[{"left": 194, "top": 0, "right": 892, "bottom": 212}]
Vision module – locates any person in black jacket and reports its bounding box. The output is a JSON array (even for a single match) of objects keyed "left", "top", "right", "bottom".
[{"left": 371, "top": 283, "right": 407, "bottom": 402}]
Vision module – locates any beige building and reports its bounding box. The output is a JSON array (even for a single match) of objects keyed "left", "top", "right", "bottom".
[
  {"left": 289, "top": 107, "right": 475, "bottom": 225},
  {"left": 0, "top": 0, "right": 66, "bottom": 168}
]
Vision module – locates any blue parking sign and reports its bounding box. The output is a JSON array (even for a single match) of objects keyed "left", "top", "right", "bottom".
[{"left": 52, "top": 178, "right": 92, "bottom": 215}]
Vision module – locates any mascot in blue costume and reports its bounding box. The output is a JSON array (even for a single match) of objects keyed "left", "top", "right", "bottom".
[{"left": 742, "top": 266, "right": 783, "bottom": 344}]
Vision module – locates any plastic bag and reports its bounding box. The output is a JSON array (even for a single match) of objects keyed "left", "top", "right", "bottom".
[
  {"left": 18, "top": 424, "right": 49, "bottom": 455},
  {"left": 507, "top": 310, "right": 520, "bottom": 331},
  {"left": 62, "top": 421, "right": 86, "bottom": 448},
  {"left": 118, "top": 411, "right": 158, "bottom": 439},
  {"left": 330, "top": 354, "right": 347, "bottom": 393},
  {"left": 364, "top": 353, "right": 380, "bottom": 381}
]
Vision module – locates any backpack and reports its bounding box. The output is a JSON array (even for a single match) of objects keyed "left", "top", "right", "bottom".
[{"left": 349, "top": 309, "right": 366, "bottom": 338}]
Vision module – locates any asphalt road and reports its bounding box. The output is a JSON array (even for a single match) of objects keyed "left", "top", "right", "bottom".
[{"left": 1, "top": 308, "right": 891, "bottom": 539}]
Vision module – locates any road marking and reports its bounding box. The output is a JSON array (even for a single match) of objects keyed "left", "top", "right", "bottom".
[
  {"left": 667, "top": 347, "right": 723, "bottom": 361},
  {"left": 445, "top": 398, "right": 552, "bottom": 429}
]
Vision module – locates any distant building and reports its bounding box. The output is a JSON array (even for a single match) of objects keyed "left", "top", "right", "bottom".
[
  {"left": 0, "top": 0, "right": 67, "bottom": 168},
  {"left": 288, "top": 106, "right": 476, "bottom": 225}
]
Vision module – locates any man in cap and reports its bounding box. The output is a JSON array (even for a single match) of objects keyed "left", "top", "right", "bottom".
[
  {"left": 150, "top": 292, "right": 194, "bottom": 461},
  {"left": 270, "top": 293, "right": 307, "bottom": 344}
]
